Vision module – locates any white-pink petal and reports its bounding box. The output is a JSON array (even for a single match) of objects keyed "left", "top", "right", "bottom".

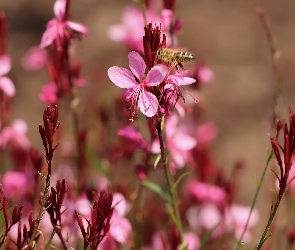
[
  {"left": 128, "top": 51, "right": 146, "bottom": 81},
  {"left": 173, "top": 133, "right": 197, "bottom": 150},
  {"left": 0, "top": 77, "right": 15, "bottom": 97},
  {"left": 66, "top": 21, "right": 89, "bottom": 35},
  {"left": 54, "top": 0, "right": 66, "bottom": 20},
  {"left": 146, "top": 65, "right": 168, "bottom": 86},
  {"left": 138, "top": 91, "right": 158, "bottom": 117},
  {"left": 108, "top": 66, "right": 137, "bottom": 89},
  {"left": 110, "top": 217, "right": 132, "bottom": 244},
  {"left": 0, "top": 54, "right": 11, "bottom": 75},
  {"left": 40, "top": 24, "right": 57, "bottom": 48}
]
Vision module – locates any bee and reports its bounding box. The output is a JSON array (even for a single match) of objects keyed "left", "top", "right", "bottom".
[{"left": 156, "top": 48, "right": 196, "bottom": 71}]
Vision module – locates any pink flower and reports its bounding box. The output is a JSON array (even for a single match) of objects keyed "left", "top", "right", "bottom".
[
  {"left": 0, "top": 119, "right": 30, "bottom": 148},
  {"left": 107, "top": 6, "right": 162, "bottom": 51},
  {"left": 0, "top": 54, "right": 15, "bottom": 97},
  {"left": 109, "top": 193, "right": 131, "bottom": 243},
  {"left": 184, "top": 232, "right": 200, "bottom": 250},
  {"left": 159, "top": 70, "right": 196, "bottom": 114},
  {"left": 191, "top": 64, "right": 214, "bottom": 85},
  {"left": 39, "top": 82, "right": 58, "bottom": 104},
  {"left": 187, "top": 180, "right": 226, "bottom": 206},
  {"left": 2, "top": 171, "right": 28, "bottom": 199},
  {"left": 152, "top": 114, "right": 197, "bottom": 170},
  {"left": 196, "top": 122, "right": 218, "bottom": 144},
  {"left": 21, "top": 46, "right": 48, "bottom": 70},
  {"left": 40, "top": 0, "right": 88, "bottom": 48},
  {"left": 225, "top": 204, "right": 259, "bottom": 243},
  {"left": 108, "top": 51, "right": 168, "bottom": 119},
  {"left": 118, "top": 125, "right": 149, "bottom": 150}
]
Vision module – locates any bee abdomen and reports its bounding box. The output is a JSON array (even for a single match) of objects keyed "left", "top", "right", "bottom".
[{"left": 175, "top": 52, "right": 196, "bottom": 62}]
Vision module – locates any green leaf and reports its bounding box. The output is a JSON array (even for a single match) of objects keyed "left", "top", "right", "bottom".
[
  {"left": 198, "top": 222, "right": 220, "bottom": 250},
  {"left": 142, "top": 180, "right": 171, "bottom": 204},
  {"left": 172, "top": 172, "right": 189, "bottom": 193},
  {"left": 0, "top": 204, "right": 13, "bottom": 225},
  {"left": 178, "top": 240, "right": 188, "bottom": 250},
  {"left": 166, "top": 204, "right": 182, "bottom": 233},
  {"left": 154, "top": 154, "right": 161, "bottom": 169},
  {"left": 237, "top": 242, "right": 244, "bottom": 250}
]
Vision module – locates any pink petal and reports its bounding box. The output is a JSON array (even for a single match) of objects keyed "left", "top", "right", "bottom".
[
  {"left": 0, "top": 54, "right": 11, "bottom": 75},
  {"left": 146, "top": 65, "right": 168, "bottom": 86},
  {"left": 165, "top": 114, "right": 178, "bottom": 138},
  {"left": 39, "top": 82, "right": 58, "bottom": 104},
  {"left": 2, "top": 171, "right": 28, "bottom": 199},
  {"left": 128, "top": 51, "right": 146, "bottom": 81},
  {"left": 173, "top": 133, "right": 197, "bottom": 150},
  {"left": 12, "top": 119, "right": 28, "bottom": 134},
  {"left": 66, "top": 21, "right": 89, "bottom": 35},
  {"left": 21, "top": 46, "right": 48, "bottom": 70},
  {"left": 110, "top": 217, "right": 132, "bottom": 243},
  {"left": 112, "top": 193, "right": 127, "bottom": 217},
  {"left": 108, "top": 66, "right": 137, "bottom": 89},
  {"left": 151, "top": 139, "right": 160, "bottom": 154},
  {"left": 107, "top": 25, "right": 128, "bottom": 42},
  {"left": 180, "top": 77, "right": 196, "bottom": 86},
  {"left": 161, "top": 9, "right": 174, "bottom": 30},
  {"left": 196, "top": 122, "right": 218, "bottom": 144},
  {"left": 138, "top": 91, "right": 158, "bottom": 117},
  {"left": 54, "top": 0, "right": 66, "bottom": 20},
  {"left": 198, "top": 66, "right": 214, "bottom": 83},
  {"left": 184, "top": 232, "right": 200, "bottom": 250},
  {"left": 0, "top": 77, "right": 15, "bottom": 97},
  {"left": 40, "top": 21, "right": 58, "bottom": 48}
]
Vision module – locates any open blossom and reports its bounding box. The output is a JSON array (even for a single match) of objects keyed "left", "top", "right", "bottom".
[
  {"left": 107, "top": 6, "right": 163, "bottom": 51},
  {"left": 0, "top": 119, "right": 30, "bottom": 148},
  {"left": 0, "top": 54, "right": 15, "bottom": 97},
  {"left": 159, "top": 69, "right": 196, "bottom": 115},
  {"left": 108, "top": 51, "right": 168, "bottom": 120},
  {"left": 40, "top": 0, "right": 88, "bottom": 48}
]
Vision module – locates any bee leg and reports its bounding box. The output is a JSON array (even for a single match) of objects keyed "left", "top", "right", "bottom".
[{"left": 178, "top": 62, "right": 184, "bottom": 69}]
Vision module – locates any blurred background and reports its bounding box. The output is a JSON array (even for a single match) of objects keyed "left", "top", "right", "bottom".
[{"left": 1, "top": 0, "right": 295, "bottom": 245}]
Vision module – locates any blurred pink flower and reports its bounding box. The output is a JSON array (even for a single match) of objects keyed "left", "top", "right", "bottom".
[
  {"left": 118, "top": 125, "right": 149, "bottom": 150},
  {"left": 0, "top": 119, "right": 30, "bottom": 148},
  {"left": 0, "top": 54, "right": 15, "bottom": 97},
  {"left": 196, "top": 122, "right": 218, "bottom": 144},
  {"left": 40, "top": 0, "right": 88, "bottom": 48},
  {"left": 2, "top": 171, "right": 28, "bottom": 199},
  {"left": 98, "top": 193, "right": 132, "bottom": 249},
  {"left": 186, "top": 203, "right": 259, "bottom": 243},
  {"left": 108, "top": 51, "right": 168, "bottom": 119},
  {"left": 39, "top": 81, "right": 58, "bottom": 104},
  {"left": 225, "top": 204, "right": 259, "bottom": 243},
  {"left": 152, "top": 114, "right": 197, "bottom": 170},
  {"left": 184, "top": 232, "right": 200, "bottom": 250},
  {"left": 187, "top": 180, "right": 226, "bottom": 206},
  {"left": 192, "top": 64, "right": 214, "bottom": 84},
  {"left": 107, "top": 6, "right": 163, "bottom": 51},
  {"left": 21, "top": 46, "right": 48, "bottom": 70}
]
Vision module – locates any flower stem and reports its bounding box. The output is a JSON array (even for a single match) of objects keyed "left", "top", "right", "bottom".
[
  {"left": 156, "top": 118, "right": 185, "bottom": 246},
  {"left": 256, "top": 198, "right": 281, "bottom": 249},
  {"left": 29, "top": 161, "right": 52, "bottom": 247},
  {"left": 236, "top": 149, "right": 273, "bottom": 248}
]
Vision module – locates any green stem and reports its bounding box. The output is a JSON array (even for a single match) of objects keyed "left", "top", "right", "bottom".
[
  {"left": 44, "top": 226, "right": 56, "bottom": 250},
  {"left": 256, "top": 198, "right": 281, "bottom": 249},
  {"left": 236, "top": 150, "right": 273, "bottom": 248},
  {"left": 156, "top": 119, "right": 185, "bottom": 246},
  {"left": 29, "top": 162, "right": 52, "bottom": 247}
]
